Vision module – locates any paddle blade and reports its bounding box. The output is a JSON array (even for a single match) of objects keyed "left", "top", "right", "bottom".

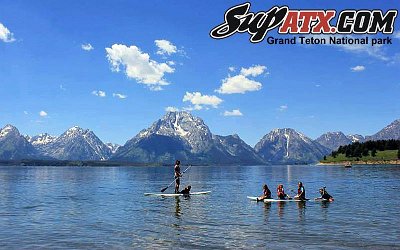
[{"left": 160, "top": 187, "right": 168, "bottom": 192}]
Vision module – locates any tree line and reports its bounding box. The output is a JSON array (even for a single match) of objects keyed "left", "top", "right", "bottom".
[{"left": 330, "top": 139, "right": 400, "bottom": 159}]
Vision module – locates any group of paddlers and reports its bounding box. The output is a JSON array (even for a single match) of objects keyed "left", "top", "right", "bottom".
[
  {"left": 257, "top": 182, "right": 334, "bottom": 202},
  {"left": 173, "top": 159, "right": 334, "bottom": 201}
]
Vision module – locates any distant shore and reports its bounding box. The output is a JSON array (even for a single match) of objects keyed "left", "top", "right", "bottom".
[{"left": 318, "top": 160, "right": 400, "bottom": 165}]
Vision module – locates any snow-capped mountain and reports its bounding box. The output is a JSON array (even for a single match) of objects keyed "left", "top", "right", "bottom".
[
  {"left": 134, "top": 111, "right": 214, "bottom": 153},
  {"left": 105, "top": 143, "right": 120, "bottom": 154},
  {"left": 40, "top": 126, "right": 112, "bottom": 160},
  {"left": 365, "top": 119, "right": 400, "bottom": 141},
  {"left": 112, "top": 111, "right": 264, "bottom": 164},
  {"left": 0, "top": 124, "right": 39, "bottom": 160},
  {"left": 255, "top": 128, "right": 330, "bottom": 164},
  {"left": 315, "top": 132, "right": 352, "bottom": 151},
  {"left": 346, "top": 134, "right": 365, "bottom": 143},
  {"left": 28, "top": 133, "right": 58, "bottom": 147},
  {"left": 1, "top": 117, "right": 398, "bottom": 164}
]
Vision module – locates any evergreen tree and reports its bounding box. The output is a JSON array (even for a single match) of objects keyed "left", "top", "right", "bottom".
[
  {"left": 371, "top": 148, "right": 377, "bottom": 157},
  {"left": 353, "top": 146, "right": 362, "bottom": 158},
  {"left": 323, "top": 155, "right": 327, "bottom": 161}
]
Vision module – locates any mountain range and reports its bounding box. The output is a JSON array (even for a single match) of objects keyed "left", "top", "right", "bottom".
[{"left": 0, "top": 113, "right": 399, "bottom": 164}]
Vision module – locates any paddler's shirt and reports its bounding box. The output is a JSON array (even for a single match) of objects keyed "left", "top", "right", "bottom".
[{"left": 298, "top": 186, "right": 306, "bottom": 198}]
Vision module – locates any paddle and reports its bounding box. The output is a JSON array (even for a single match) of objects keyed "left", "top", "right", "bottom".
[{"left": 160, "top": 165, "right": 192, "bottom": 192}]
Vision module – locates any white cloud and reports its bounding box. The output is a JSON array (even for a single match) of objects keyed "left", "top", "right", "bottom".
[
  {"left": 183, "top": 92, "right": 222, "bottom": 110},
  {"left": 113, "top": 93, "right": 127, "bottom": 99},
  {"left": 223, "top": 109, "right": 243, "bottom": 116},
  {"left": 351, "top": 65, "right": 365, "bottom": 72},
  {"left": 307, "top": 34, "right": 389, "bottom": 61},
  {"left": 39, "top": 111, "right": 48, "bottom": 117},
  {"left": 23, "top": 111, "right": 28, "bottom": 115},
  {"left": 165, "top": 106, "right": 179, "bottom": 112},
  {"left": 92, "top": 90, "right": 106, "bottom": 97},
  {"left": 216, "top": 74, "right": 262, "bottom": 94},
  {"left": 216, "top": 65, "right": 266, "bottom": 94},
  {"left": 315, "top": 84, "right": 321, "bottom": 87},
  {"left": 393, "top": 31, "right": 400, "bottom": 39},
  {"left": 59, "top": 84, "right": 66, "bottom": 91},
  {"left": 167, "top": 60, "right": 175, "bottom": 66},
  {"left": 81, "top": 43, "right": 94, "bottom": 51},
  {"left": 0, "top": 22, "right": 15, "bottom": 43},
  {"left": 228, "top": 66, "right": 236, "bottom": 72},
  {"left": 278, "top": 105, "right": 288, "bottom": 111},
  {"left": 155, "top": 39, "right": 177, "bottom": 55},
  {"left": 240, "top": 65, "right": 267, "bottom": 77},
  {"left": 106, "top": 44, "right": 174, "bottom": 89}
]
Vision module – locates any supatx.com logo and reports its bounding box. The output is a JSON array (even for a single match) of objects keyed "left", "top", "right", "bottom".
[{"left": 210, "top": 3, "right": 398, "bottom": 44}]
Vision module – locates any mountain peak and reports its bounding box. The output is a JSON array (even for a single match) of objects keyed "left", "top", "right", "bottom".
[
  {"left": 315, "top": 131, "right": 352, "bottom": 150},
  {"left": 29, "top": 133, "right": 57, "bottom": 146},
  {"left": 164, "top": 110, "right": 192, "bottom": 117},
  {"left": 271, "top": 128, "right": 298, "bottom": 134},
  {"left": 113, "top": 112, "right": 264, "bottom": 165},
  {"left": 67, "top": 125, "right": 85, "bottom": 132},
  {"left": 387, "top": 119, "right": 400, "bottom": 128},
  {"left": 38, "top": 126, "right": 111, "bottom": 160},
  {"left": 0, "top": 124, "right": 20, "bottom": 138},
  {"left": 0, "top": 124, "right": 39, "bottom": 160},
  {"left": 268, "top": 128, "right": 310, "bottom": 142},
  {"left": 325, "top": 131, "right": 345, "bottom": 135},
  {"left": 255, "top": 128, "right": 329, "bottom": 163},
  {"left": 231, "top": 134, "right": 240, "bottom": 139},
  {"left": 63, "top": 126, "right": 90, "bottom": 137},
  {"left": 134, "top": 111, "right": 212, "bottom": 154},
  {"left": 346, "top": 134, "right": 365, "bottom": 143},
  {"left": 366, "top": 118, "right": 400, "bottom": 141}
]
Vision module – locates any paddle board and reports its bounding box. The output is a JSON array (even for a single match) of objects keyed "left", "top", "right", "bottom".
[
  {"left": 144, "top": 191, "right": 211, "bottom": 197},
  {"left": 247, "top": 196, "right": 309, "bottom": 202}
]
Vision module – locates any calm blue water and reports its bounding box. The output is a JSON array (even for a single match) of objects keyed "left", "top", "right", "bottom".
[{"left": 0, "top": 165, "right": 399, "bottom": 249}]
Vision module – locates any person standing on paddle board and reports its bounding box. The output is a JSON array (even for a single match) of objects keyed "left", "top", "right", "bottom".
[
  {"left": 294, "top": 182, "right": 306, "bottom": 200},
  {"left": 257, "top": 184, "right": 272, "bottom": 201},
  {"left": 174, "top": 160, "right": 182, "bottom": 193}
]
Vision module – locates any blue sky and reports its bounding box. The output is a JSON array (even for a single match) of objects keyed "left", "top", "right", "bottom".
[{"left": 0, "top": 0, "right": 399, "bottom": 146}]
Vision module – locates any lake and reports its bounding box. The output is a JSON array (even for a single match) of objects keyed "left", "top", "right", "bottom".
[{"left": 0, "top": 165, "right": 399, "bottom": 249}]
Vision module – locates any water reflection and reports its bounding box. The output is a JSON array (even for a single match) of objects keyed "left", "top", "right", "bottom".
[
  {"left": 263, "top": 202, "right": 271, "bottom": 221},
  {"left": 277, "top": 201, "right": 286, "bottom": 218},
  {"left": 175, "top": 197, "right": 181, "bottom": 218},
  {"left": 321, "top": 200, "right": 331, "bottom": 208},
  {"left": 319, "top": 200, "right": 331, "bottom": 220},
  {"left": 296, "top": 201, "right": 306, "bottom": 221},
  {"left": 286, "top": 165, "right": 292, "bottom": 182}
]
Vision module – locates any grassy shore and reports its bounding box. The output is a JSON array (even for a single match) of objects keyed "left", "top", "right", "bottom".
[{"left": 320, "top": 150, "right": 400, "bottom": 165}]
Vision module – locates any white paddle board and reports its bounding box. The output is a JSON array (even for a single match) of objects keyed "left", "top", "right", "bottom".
[{"left": 145, "top": 191, "right": 211, "bottom": 197}]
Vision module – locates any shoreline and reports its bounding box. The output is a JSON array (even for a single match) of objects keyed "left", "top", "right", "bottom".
[{"left": 318, "top": 160, "right": 400, "bottom": 165}]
